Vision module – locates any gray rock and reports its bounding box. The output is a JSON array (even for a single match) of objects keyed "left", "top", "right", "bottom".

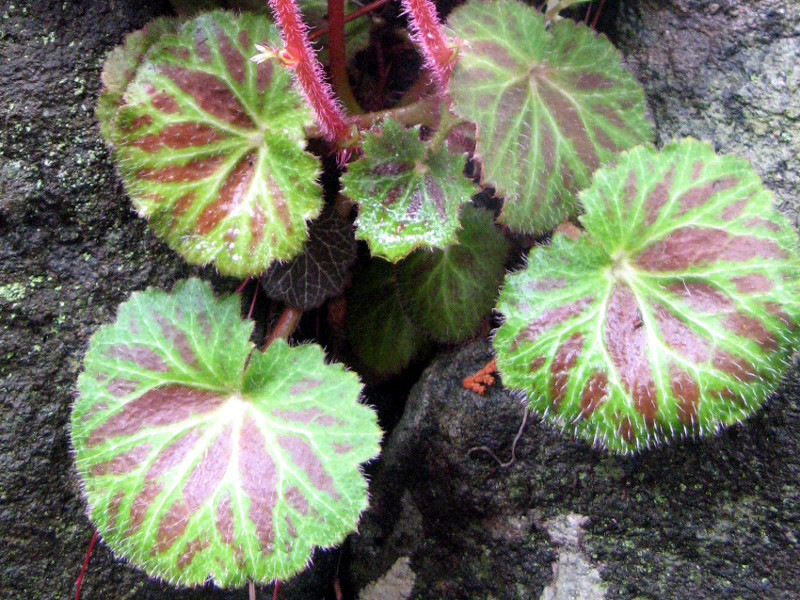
[
  {"left": 538, "top": 514, "right": 605, "bottom": 600},
  {"left": 616, "top": 0, "right": 800, "bottom": 221},
  {"left": 349, "top": 340, "right": 800, "bottom": 599}
]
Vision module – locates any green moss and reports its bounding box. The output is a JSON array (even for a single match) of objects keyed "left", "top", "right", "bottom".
[{"left": 0, "top": 282, "right": 26, "bottom": 303}]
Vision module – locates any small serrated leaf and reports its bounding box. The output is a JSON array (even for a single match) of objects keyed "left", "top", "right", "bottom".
[
  {"left": 493, "top": 139, "right": 800, "bottom": 453},
  {"left": 101, "top": 12, "right": 323, "bottom": 277},
  {"left": 396, "top": 205, "right": 509, "bottom": 343},
  {"left": 346, "top": 258, "right": 429, "bottom": 377},
  {"left": 72, "top": 279, "right": 381, "bottom": 586},
  {"left": 342, "top": 119, "right": 479, "bottom": 262},
  {"left": 260, "top": 208, "right": 357, "bottom": 310},
  {"left": 447, "top": 0, "right": 652, "bottom": 234}
]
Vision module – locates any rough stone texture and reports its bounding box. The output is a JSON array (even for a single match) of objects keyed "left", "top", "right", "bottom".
[
  {"left": 615, "top": 0, "right": 800, "bottom": 221},
  {"left": 539, "top": 515, "right": 605, "bottom": 600},
  {"left": 357, "top": 557, "right": 416, "bottom": 600},
  {"left": 0, "top": 2, "right": 333, "bottom": 598},
  {"left": 348, "top": 341, "right": 800, "bottom": 600}
]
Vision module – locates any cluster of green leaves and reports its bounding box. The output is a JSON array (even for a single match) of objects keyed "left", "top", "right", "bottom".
[
  {"left": 347, "top": 204, "right": 509, "bottom": 376},
  {"left": 77, "top": 0, "right": 800, "bottom": 591}
]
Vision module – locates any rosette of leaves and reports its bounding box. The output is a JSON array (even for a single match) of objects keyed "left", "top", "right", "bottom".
[
  {"left": 98, "top": 12, "right": 322, "bottom": 277},
  {"left": 71, "top": 279, "right": 381, "bottom": 586},
  {"left": 342, "top": 119, "right": 479, "bottom": 262},
  {"left": 447, "top": 0, "right": 652, "bottom": 234},
  {"left": 260, "top": 207, "right": 357, "bottom": 310},
  {"left": 493, "top": 139, "right": 800, "bottom": 453},
  {"left": 395, "top": 205, "right": 509, "bottom": 343}
]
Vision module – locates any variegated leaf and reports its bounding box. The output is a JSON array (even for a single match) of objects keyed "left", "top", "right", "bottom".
[
  {"left": 447, "top": 0, "right": 652, "bottom": 233},
  {"left": 101, "top": 12, "right": 322, "bottom": 277},
  {"left": 342, "top": 119, "right": 478, "bottom": 262},
  {"left": 72, "top": 279, "right": 381, "bottom": 586},
  {"left": 493, "top": 139, "right": 800, "bottom": 453},
  {"left": 395, "top": 205, "right": 509, "bottom": 342},
  {"left": 98, "top": 18, "right": 181, "bottom": 144}
]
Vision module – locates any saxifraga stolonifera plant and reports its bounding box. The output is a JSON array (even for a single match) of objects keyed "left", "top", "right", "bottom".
[{"left": 72, "top": 0, "right": 800, "bottom": 593}]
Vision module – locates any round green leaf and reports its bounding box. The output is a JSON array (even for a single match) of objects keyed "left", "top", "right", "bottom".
[
  {"left": 493, "top": 139, "right": 800, "bottom": 453},
  {"left": 101, "top": 12, "right": 323, "bottom": 277},
  {"left": 396, "top": 205, "right": 509, "bottom": 343},
  {"left": 72, "top": 279, "right": 381, "bottom": 586},
  {"left": 447, "top": 0, "right": 652, "bottom": 234},
  {"left": 346, "top": 258, "right": 429, "bottom": 377},
  {"left": 342, "top": 119, "right": 479, "bottom": 262}
]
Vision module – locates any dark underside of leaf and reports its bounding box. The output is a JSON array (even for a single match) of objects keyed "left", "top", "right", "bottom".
[
  {"left": 493, "top": 139, "right": 800, "bottom": 453},
  {"left": 260, "top": 208, "right": 357, "bottom": 310},
  {"left": 346, "top": 258, "right": 429, "bottom": 377}
]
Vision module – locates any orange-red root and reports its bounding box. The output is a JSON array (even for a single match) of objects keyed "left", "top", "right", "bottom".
[{"left": 463, "top": 358, "right": 497, "bottom": 396}]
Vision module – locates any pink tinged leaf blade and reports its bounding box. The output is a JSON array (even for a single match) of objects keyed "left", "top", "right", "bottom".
[
  {"left": 342, "top": 119, "right": 479, "bottom": 262},
  {"left": 97, "top": 17, "right": 181, "bottom": 144},
  {"left": 493, "top": 139, "right": 800, "bottom": 453},
  {"left": 72, "top": 279, "right": 381, "bottom": 586},
  {"left": 104, "top": 12, "right": 323, "bottom": 277},
  {"left": 447, "top": 0, "right": 652, "bottom": 234}
]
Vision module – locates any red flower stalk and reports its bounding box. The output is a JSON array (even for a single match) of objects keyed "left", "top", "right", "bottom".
[
  {"left": 400, "top": 0, "right": 455, "bottom": 90},
  {"left": 266, "top": 0, "right": 353, "bottom": 146}
]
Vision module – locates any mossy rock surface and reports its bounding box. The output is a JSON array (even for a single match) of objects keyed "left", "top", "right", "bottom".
[{"left": 350, "top": 340, "right": 800, "bottom": 599}]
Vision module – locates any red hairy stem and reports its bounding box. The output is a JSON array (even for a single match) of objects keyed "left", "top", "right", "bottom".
[
  {"left": 235, "top": 277, "right": 252, "bottom": 295},
  {"left": 267, "top": 0, "right": 353, "bottom": 146},
  {"left": 399, "top": 0, "right": 455, "bottom": 90},
  {"left": 265, "top": 306, "right": 304, "bottom": 348},
  {"left": 327, "top": 0, "right": 363, "bottom": 113}
]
